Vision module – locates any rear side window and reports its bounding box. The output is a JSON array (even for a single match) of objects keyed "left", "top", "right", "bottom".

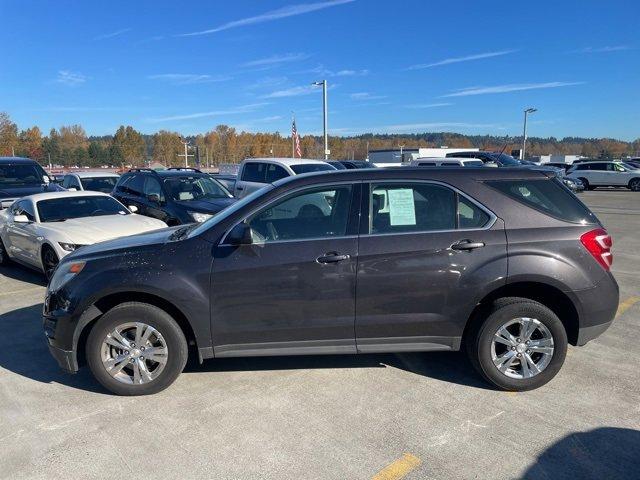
[
  {"left": 486, "top": 179, "right": 598, "bottom": 224},
  {"left": 242, "top": 163, "right": 266, "bottom": 183}
]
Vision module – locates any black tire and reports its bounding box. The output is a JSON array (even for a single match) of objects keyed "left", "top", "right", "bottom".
[
  {"left": 86, "top": 302, "right": 188, "bottom": 396},
  {"left": 0, "top": 236, "right": 10, "bottom": 265},
  {"left": 628, "top": 178, "right": 640, "bottom": 192},
  {"left": 578, "top": 178, "right": 593, "bottom": 191},
  {"left": 466, "top": 297, "right": 568, "bottom": 391},
  {"left": 41, "top": 245, "right": 59, "bottom": 280}
]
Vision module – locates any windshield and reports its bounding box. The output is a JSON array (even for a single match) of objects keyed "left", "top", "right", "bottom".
[
  {"left": 290, "top": 164, "right": 335, "bottom": 174},
  {"left": 37, "top": 196, "right": 130, "bottom": 222},
  {"left": 188, "top": 185, "right": 273, "bottom": 238},
  {"left": 0, "top": 163, "right": 46, "bottom": 186},
  {"left": 621, "top": 162, "right": 639, "bottom": 170},
  {"left": 80, "top": 176, "right": 118, "bottom": 193},
  {"left": 164, "top": 176, "right": 232, "bottom": 202},
  {"left": 494, "top": 154, "right": 523, "bottom": 166}
]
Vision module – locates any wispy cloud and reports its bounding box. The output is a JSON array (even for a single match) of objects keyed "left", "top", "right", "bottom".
[
  {"left": 178, "top": 0, "right": 355, "bottom": 37},
  {"left": 441, "top": 81, "right": 585, "bottom": 97},
  {"left": 93, "top": 28, "right": 132, "bottom": 41},
  {"left": 404, "top": 102, "right": 453, "bottom": 109},
  {"left": 262, "top": 85, "right": 316, "bottom": 98},
  {"left": 408, "top": 50, "right": 517, "bottom": 70},
  {"left": 302, "top": 64, "right": 369, "bottom": 77},
  {"left": 55, "top": 70, "right": 87, "bottom": 86},
  {"left": 350, "top": 92, "right": 387, "bottom": 100},
  {"left": 574, "top": 45, "right": 631, "bottom": 53},
  {"left": 148, "top": 73, "right": 232, "bottom": 85},
  {"left": 147, "top": 103, "right": 269, "bottom": 122},
  {"left": 335, "top": 122, "right": 501, "bottom": 135},
  {"left": 243, "top": 53, "right": 309, "bottom": 67},
  {"left": 251, "top": 115, "right": 284, "bottom": 123}
]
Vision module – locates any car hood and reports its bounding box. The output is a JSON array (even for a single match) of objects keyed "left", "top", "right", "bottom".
[
  {"left": 65, "top": 225, "right": 181, "bottom": 260},
  {"left": 0, "top": 183, "right": 64, "bottom": 202},
  {"left": 43, "top": 214, "right": 167, "bottom": 245},
  {"left": 174, "top": 197, "right": 236, "bottom": 213}
]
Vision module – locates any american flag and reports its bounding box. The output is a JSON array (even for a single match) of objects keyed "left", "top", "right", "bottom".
[{"left": 292, "top": 118, "right": 302, "bottom": 158}]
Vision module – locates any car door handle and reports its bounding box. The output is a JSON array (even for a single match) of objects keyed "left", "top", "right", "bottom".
[
  {"left": 316, "top": 252, "right": 350, "bottom": 264},
  {"left": 236, "top": 186, "right": 244, "bottom": 190},
  {"left": 451, "top": 240, "right": 485, "bottom": 251}
]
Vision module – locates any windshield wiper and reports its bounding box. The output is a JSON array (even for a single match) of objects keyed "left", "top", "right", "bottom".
[{"left": 45, "top": 219, "right": 67, "bottom": 222}]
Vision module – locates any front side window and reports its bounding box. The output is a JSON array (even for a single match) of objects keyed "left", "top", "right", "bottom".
[
  {"left": 80, "top": 176, "right": 118, "bottom": 193},
  {"left": 242, "top": 163, "right": 267, "bottom": 183},
  {"left": 265, "top": 164, "right": 289, "bottom": 182},
  {"left": 164, "top": 175, "right": 232, "bottom": 202},
  {"left": 246, "top": 185, "right": 352, "bottom": 242},
  {"left": 37, "top": 196, "right": 129, "bottom": 222},
  {"left": 143, "top": 177, "right": 165, "bottom": 201}
]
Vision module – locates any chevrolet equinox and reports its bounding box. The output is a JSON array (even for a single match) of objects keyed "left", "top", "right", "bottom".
[{"left": 43, "top": 168, "right": 619, "bottom": 395}]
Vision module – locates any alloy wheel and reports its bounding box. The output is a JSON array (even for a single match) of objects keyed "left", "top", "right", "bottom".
[
  {"left": 630, "top": 179, "right": 640, "bottom": 192},
  {"left": 100, "top": 322, "right": 169, "bottom": 385},
  {"left": 491, "top": 317, "right": 554, "bottom": 379},
  {"left": 43, "top": 248, "right": 59, "bottom": 279}
]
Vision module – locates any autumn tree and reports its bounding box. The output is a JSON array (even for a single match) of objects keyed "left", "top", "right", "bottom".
[
  {"left": 152, "top": 130, "right": 182, "bottom": 166},
  {"left": 0, "top": 112, "right": 19, "bottom": 156},
  {"left": 112, "top": 126, "right": 146, "bottom": 165},
  {"left": 17, "top": 126, "right": 44, "bottom": 161}
]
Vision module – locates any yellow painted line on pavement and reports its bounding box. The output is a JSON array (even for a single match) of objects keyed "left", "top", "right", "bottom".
[
  {"left": 372, "top": 453, "right": 422, "bottom": 480},
  {"left": 616, "top": 296, "right": 640, "bottom": 317}
]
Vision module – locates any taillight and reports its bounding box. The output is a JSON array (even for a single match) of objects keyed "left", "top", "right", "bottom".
[{"left": 580, "top": 228, "right": 613, "bottom": 271}]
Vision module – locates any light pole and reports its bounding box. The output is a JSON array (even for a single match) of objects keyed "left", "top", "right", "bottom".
[
  {"left": 521, "top": 107, "right": 537, "bottom": 160},
  {"left": 313, "top": 80, "right": 329, "bottom": 159}
]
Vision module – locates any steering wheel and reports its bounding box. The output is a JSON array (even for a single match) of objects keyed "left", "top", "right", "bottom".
[{"left": 266, "top": 221, "right": 279, "bottom": 240}]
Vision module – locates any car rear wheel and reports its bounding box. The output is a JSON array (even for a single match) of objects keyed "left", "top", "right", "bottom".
[
  {"left": 41, "top": 245, "right": 59, "bottom": 280},
  {"left": 629, "top": 178, "right": 640, "bottom": 191},
  {"left": 86, "top": 302, "right": 188, "bottom": 396},
  {"left": 0, "top": 237, "right": 10, "bottom": 265},
  {"left": 466, "top": 297, "right": 568, "bottom": 391}
]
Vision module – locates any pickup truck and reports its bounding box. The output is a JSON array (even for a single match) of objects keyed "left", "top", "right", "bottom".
[{"left": 233, "top": 158, "right": 335, "bottom": 198}]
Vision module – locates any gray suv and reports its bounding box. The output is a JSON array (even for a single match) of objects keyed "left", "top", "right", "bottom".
[{"left": 43, "top": 168, "right": 618, "bottom": 395}]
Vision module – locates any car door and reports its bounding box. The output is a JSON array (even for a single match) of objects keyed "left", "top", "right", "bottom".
[
  {"left": 6, "top": 200, "right": 38, "bottom": 265},
  {"left": 588, "top": 163, "right": 608, "bottom": 185},
  {"left": 610, "top": 163, "right": 629, "bottom": 186},
  {"left": 141, "top": 176, "right": 170, "bottom": 222},
  {"left": 355, "top": 181, "right": 507, "bottom": 353},
  {"left": 118, "top": 174, "right": 146, "bottom": 213},
  {"left": 211, "top": 183, "right": 360, "bottom": 356}
]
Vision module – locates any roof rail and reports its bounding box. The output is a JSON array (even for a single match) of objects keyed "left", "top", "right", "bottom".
[{"left": 167, "top": 167, "right": 203, "bottom": 173}]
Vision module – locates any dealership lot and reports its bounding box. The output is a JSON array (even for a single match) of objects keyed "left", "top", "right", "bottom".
[{"left": 1, "top": 190, "right": 639, "bottom": 479}]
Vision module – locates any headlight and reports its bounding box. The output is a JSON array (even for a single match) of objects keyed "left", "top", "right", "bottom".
[
  {"left": 48, "top": 261, "right": 86, "bottom": 292},
  {"left": 189, "top": 211, "right": 213, "bottom": 223},
  {"left": 58, "top": 242, "right": 78, "bottom": 252}
]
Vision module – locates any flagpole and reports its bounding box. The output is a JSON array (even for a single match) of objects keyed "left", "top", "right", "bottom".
[{"left": 291, "top": 112, "right": 295, "bottom": 159}]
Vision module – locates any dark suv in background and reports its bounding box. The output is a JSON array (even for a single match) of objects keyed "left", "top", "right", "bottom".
[
  {"left": 0, "top": 157, "right": 63, "bottom": 208},
  {"left": 44, "top": 167, "right": 618, "bottom": 395},
  {"left": 112, "top": 168, "right": 236, "bottom": 225}
]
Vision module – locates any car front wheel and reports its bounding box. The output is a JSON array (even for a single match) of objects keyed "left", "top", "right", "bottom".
[
  {"left": 629, "top": 178, "right": 640, "bottom": 191},
  {"left": 86, "top": 302, "right": 188, "bottom": 396},
  {"left": 0, "top": 237, "right": 10, "bottom": 265},
  {"left": 467, "top": 298, "right": 568, "bottom": 391}
]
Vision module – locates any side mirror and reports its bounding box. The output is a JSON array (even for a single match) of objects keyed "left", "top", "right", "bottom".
[
  {"left": 13, "top": 214, "right": 30, "bottom": 224},
  {"left": 226, "top": 222, "right": 253, "bottom": 245},
  {"left": 42, "top": 175, "right": 50, "bottom": 184},
  {"left": 128, "top": 205, "right": 139, "bottom": 213},
  {"left": 147, "top": 193, "right": 161, "bottom": 204},
  {"left": 67, "top": 187, "right": 77, "bottom": 191}
]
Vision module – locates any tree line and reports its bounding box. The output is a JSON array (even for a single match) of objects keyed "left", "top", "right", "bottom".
[{"left": 1, "top": 112, "right": 638, "bottom": 168}]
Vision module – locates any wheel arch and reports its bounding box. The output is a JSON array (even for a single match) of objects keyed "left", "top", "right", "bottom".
[
  {"left": 627, "top": 177, "right": 640, "bottom": 189},
  {"left": 463, "top": 281, "right": 580, "bottom": 346},
  {"left": 75, "top": 291, "right": 199, "bottom": 367}
]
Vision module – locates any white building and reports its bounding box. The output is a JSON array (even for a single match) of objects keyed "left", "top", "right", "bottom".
[
  {"left": 368, "top": 147, "right": 479, "bottom": 166},
  {"left": 534, "top": 154, "right": 584, "bottom": 165}
]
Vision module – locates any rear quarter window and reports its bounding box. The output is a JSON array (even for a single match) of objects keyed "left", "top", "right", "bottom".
[{"left": 486, "top": 179, "right": 598, "bottom": 224}]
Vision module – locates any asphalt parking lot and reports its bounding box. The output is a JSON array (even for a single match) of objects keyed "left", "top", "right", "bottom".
[{"left": 1, "top": 190, "right": 639, "bottom": 480}]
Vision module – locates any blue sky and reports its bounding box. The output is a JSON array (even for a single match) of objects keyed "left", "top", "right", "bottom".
[{"left": 1, "top": 0, "right": 638, "bottom": 140}]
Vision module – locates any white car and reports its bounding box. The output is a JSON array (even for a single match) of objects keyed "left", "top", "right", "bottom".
[
  {"left": 409, "top": 157, "right": 485, "bottom": 167},
  {"left": 62, "top": 171, "right": 120, "bottom": 193},
  {"left": 0, "top": 191, "right": 167, "bottom": 278},
  {"left": 566, "top": 161, "right": 640, "bottom": 191}
]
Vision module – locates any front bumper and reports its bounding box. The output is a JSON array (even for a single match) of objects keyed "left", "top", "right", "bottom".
[{"left": 47, "top": 343, "right": 78, "bottom": 373}]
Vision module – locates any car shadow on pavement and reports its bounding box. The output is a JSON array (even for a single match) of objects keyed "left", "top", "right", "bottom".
[
  {"left": 186, "top": 349, "right": 491, "bottom": 390},
  {"left": 0, "top": 303, "right": 104, "bottom": 394},
  {"left": 0, "top": 264, "right": 47, "bottom": 286},
  {"left": 522, "top": 427, "right": 640, "bottom": 480}
]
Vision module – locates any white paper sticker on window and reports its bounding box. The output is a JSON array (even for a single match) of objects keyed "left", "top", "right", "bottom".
[{"left": 388, "top": 188, "right": 416, "bottom": 226}]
